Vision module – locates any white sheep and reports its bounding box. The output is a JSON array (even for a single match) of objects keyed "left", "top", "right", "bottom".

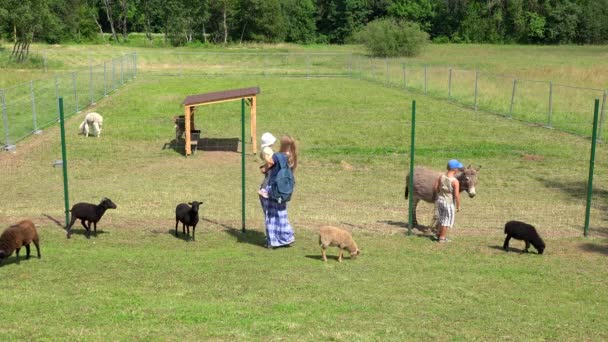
[
  {"left": 318, "top": 226, "right": 360, "bottom": 262},
  {"left": 79, "top": 112, "right": 104, "bottom": 137}
]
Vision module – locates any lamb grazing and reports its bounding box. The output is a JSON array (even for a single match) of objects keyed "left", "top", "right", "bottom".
[
  {"left": 78, "top": 112, "right": 103, "bottom": 137},
  {"left": 67, "top": 197, "right": 117, "bottom": 239},
  {"left": 0, "top": 220, "right": 41, "bottom": 266},
  {"left": 175, "top": 201, "right": 203, "bottom": 241},
  {"left": 503, "top": 220, "right": 545, "bottom": 255},
  {"left": 318, "top": 226, "right": 360, "bottom": 262}
]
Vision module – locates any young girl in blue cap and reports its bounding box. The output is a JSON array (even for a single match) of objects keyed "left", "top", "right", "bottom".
[{"left": 433, "top": 159, "right": 463, "bottom": 242}]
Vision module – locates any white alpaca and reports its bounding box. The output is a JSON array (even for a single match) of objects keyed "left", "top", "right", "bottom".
[{"left": 79, "top": 112, "right": 103, "bottom": 137}]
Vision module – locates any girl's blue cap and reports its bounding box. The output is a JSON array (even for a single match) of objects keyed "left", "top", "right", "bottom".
[{"left": 448, "top": 159, "right": 464, "bottom": 169}]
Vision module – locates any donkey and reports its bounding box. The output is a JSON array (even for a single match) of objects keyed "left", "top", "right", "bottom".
[{"left": 405, "top": 165, "right": 481, "bottom": 228}]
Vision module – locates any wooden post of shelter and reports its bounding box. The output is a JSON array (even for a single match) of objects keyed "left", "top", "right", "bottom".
[{"left": 181, "top": 87, "right": 260, "bottom": 156}]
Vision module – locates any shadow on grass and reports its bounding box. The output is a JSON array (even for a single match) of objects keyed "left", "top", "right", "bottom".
[
  {"left": 579, "top": 242, "right": 608, "bottom": 256},
  {"left": 534, "top": 176, "right": 608, "bottom": 236},
  {"left": 162, "top": 138, "right": 240, "bottom": 156},
  {"left": 0, "top": 255, "right": 41, "bottom": 267},
  {"left": 203, "top": 218, "right": 267, "bottom": 248},
  {"left": 305, "top": 254, "right": 340, "bottom": 262},
  {"left": 68, "top": 229, "right": 109, "bottom": 238},
  {"left": 42, "top": 214, "right": 65, "bottom": 228},
  {"left": 165, "top": 228, "right": 195, "bottom": 242},
  {"left": 488, "top": 245, "right": 542, "bottom": 254}
]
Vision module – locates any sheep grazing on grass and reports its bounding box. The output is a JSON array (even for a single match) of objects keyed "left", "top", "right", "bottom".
[
  {"left": 79, "top": 112, "right": 103, "bottom": 137},
  {"left": 67, "top": 197, "right": 117, "bottom": 239},
  {"left": 503, "top": 220, "right": 545, "bottom": 255},
  {"left": 175, "top": 201, "right": 203, "bottom": 241},
  {"left": 0, "top": 220, "right": 40, "bottom": 266},
  {"left": 318, "top": 226, "right": 360, "bottom": 262}
]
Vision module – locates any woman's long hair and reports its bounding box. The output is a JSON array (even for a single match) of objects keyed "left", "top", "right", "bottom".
[{"left": 280, "top": 135, "right": 297, "bottom": 172}]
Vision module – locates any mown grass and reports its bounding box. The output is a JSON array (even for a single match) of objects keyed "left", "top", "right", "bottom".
[{"left": 1, "top": 72, "right": 608, "bottom": 339}]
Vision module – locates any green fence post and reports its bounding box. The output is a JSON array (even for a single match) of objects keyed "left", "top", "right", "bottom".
[
  {"left": 584, "top": 99, "right": 600, "bottom": 237},
  {"left": 241, "top": 98, "right": 246, "bottom": 233},
  {"left": 408, "top": 100, "right": 416, "bottom": 236},
  {"left": 58, "top": 97, "right": 70, "bottom": 229}
]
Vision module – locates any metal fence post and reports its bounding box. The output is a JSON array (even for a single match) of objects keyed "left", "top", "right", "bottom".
[
  {"left": 547, "top": 81, "right": 553, "bottom": 128},
  {"left": 1, "top": 89, "right": 14, "bottom": 151},
  {"left": 43, "top": 50, "right": 48, "bottom": 73},
  {"left": 306, "top": 53, "right": 310, "bottom": 79},
  {"left": 407, "top": 100, "right": 416, "bottom": 236},
  {"left": 263, "top": 54, "right": 268, "bottom": 77},
  {"left": 599, "top": 90, "right": 607, "bottom": 141},
  {"left": 448, "top": 67, "right": 452, "bottom": 99},
  {"left": 369, "top": 57, "right": 374, "bottom": 80},
  {"left": 120, "top": 55, "right": 124, "bottom": 84},
  {"left": 133, "top": 52, "right": 138, "bottom": 78},
  {"left": 509, "top": 79, "right": 517, "bottom": 118},
  {"left": 103, "top": 62, "right": 107, "bottom": 96},
  {"left": 474, "top": 70, "right": 479, "bottom": 111},
  {"left": 89, "top": 62, "right": 94, "bottom": 105},
  {"left": 58, "top": 97, "right": 70, "bottom": 230},
  {"left": 348, "top": 53, "right": 352, "bottom": 77},
  {"left": 403, "top": 64, "right": 407, "bottom": 89},
  {"left": 385, "top": 58, "right": 389, "bottom": 85},
  {"left": 179, "top": 52, "right": 183, "bottom": 77},
  {"left": 584, "top": 99, "right": 600, "bottom": 237},
  {"left": 241, "top": 98, "right": 246, "bottom": 232},
  {"left": 424, "top": 65, "right": 428, "bottom": 94},
  {"left": 54, "top": 75, "right": 60, "bottom": 119},
  {"left": 30, "top": 80, "right": 40, "bottom": 134},
  {"left": 112, "top": 58, "right": 116, "bottom": 90},
  {"left": 72, "top": 72, "right": 79, "bottom": 113}
]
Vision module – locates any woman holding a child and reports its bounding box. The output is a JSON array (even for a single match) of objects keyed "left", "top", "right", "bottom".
[{"left": 258, "top": 133, "right": 297, "bottom": 248}]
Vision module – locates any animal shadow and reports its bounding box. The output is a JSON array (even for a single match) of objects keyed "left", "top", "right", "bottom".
[
  {"left": 167, "top": 229, "right": 193, "bottom": 242},
  {"left": 203, "top": 218, "right": 267, "bottom": 248},
  {"left": 488, "top": 245, "right": 527, "bottom": 253},
  {"left": 305, "top": 254, "right": 339, "bottom": 262},
  {"left": 67, "top": 228, "right": 108, "bottom": 238},
  {"left": 0, "top": 256, "right": 38, "bottom": 267}
]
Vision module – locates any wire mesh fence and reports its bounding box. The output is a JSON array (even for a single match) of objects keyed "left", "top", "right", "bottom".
[
  {"left": 1, "top": 53, "right": 136, "bottom": 149},
  {"left": 2, "top": 51, "right": 608, "bottom": 238}
]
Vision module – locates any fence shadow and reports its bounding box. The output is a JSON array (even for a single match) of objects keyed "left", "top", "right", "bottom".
[
  {"left": 42, "top": 213, "right": 65, "bottom": 228},
  {"left": 162, "top": 138, "right": 240, "bottom": 155},
  {"left": 579, "top": 242, "right": 608, "bottom": 256},
  {"left": 203, "top": 218, "right": 267, "bottom": 248}
]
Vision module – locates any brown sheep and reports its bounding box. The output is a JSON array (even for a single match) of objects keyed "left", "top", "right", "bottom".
[
  {"left": 318, "top": 226, "right": 360, "bottom": 262},
  {"left": 0, "top": 220, "right": 41, "bottom": 266}
]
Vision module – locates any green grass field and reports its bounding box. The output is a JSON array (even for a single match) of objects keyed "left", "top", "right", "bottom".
[{"left": 1, "top": 44, "right": 608, "bottom": 340}]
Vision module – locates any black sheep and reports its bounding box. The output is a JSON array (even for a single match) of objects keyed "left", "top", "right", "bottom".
[
  {"left": 175, "top": 201, "right": 203, "bottom": 241},
  {"left": 0, "top": 220, "right": 41, "bottom": 266},
  {"left": 503, "top": 220, "right": 545, "bottom": 254},
  {"left": 67, "top": 197, "right": 117, "bottom": 239}
]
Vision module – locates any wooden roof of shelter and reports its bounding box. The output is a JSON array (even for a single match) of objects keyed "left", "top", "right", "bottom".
[
  {"left": 182, "top": 87, "right": 260, "bottom": 107},
  {"left": 181, "top": 87, "right": 260, "bottom": 156}
]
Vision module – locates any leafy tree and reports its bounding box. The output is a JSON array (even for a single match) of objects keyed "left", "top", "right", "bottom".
[
  {"left": 237, "top": 0, "right": 286, "bottom": 43},
  {"left": 354, "top": 18, "right": 428, "bottom": 56},
  {"left": 1, "top": 0, "right": 54, "bottom": 61},
  {"left": 387, "top": 0, "right": 434, "bottom": 32},
  {"left": 282, "top": 0, "right": 316, "bottom": 44}
]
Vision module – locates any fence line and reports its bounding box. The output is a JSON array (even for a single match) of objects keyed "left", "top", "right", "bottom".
[
  {"left": 0, "top": 53, "right": 136, "bottom": 150},
  {"left": 1, "top": 50, "right": 607, "bottom": 151}
]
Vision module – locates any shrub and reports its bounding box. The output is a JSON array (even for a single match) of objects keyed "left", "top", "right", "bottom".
[{"left": 354, "top": 19, "right": 428, "bottom": 57}]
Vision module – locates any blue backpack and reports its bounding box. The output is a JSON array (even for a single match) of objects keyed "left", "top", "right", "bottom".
[{"left": 269, "top": 153, "right": 295, "bottom": 203}]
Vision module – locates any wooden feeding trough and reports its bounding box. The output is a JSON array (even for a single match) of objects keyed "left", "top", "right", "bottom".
[{"left": 181, "top": 87, "right": 260, "bottom": 156}]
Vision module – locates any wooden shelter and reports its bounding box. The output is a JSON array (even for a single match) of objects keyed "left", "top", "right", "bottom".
[{"left": 181, "top": 87, "right": 260, "bottom": 156}]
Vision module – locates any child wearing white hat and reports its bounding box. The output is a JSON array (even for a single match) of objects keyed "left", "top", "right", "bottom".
[{"left": 258, "top": 132, "right": 277, "bottom": 198}]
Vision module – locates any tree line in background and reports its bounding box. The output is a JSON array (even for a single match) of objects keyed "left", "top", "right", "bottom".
[{"left": 1, "top": 0, "right": 608, "bottom": 58}]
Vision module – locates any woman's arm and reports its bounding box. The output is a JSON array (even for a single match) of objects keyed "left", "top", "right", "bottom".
[
  {"left": 452, "top": 179, "right": 461, "bottom": 211},
  {"left": 260, "top": 153, "right": 275, "bottom": 173}
]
